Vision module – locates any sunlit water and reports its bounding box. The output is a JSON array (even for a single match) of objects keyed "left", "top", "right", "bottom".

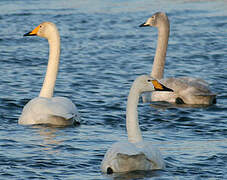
[{"left": 0, "top": 0, "right": 226, "bottom": 179}]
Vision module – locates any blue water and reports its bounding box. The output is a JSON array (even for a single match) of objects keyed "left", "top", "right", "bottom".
[{"left": 0, "top": 0, "right": 227, "bottom": 179}]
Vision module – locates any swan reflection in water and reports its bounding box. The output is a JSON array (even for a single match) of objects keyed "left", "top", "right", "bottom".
[{"left": 32, "top": 125, "right": 65, "bottom": 154}]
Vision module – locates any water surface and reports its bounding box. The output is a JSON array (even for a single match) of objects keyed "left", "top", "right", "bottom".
[{"left": 0, "top": 0, "right": 226, "bottom": 179}]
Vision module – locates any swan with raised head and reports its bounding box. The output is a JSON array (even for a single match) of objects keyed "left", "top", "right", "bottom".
[
  {"left": 140, "top": 12, "right": 216, "bottom": 105},
  {"left": 101, "top": 75, "right": 173, "bottom": 174},
  {"left": 19, "top": 22, "right": 79, "bottom": 126}
]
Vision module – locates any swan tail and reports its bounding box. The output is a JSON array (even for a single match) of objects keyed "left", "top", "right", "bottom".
[{"left": 62, "top": 113, "right": 81, "bottom": 125}]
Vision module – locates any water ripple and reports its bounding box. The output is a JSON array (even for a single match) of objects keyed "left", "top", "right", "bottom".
[{"left": 0, "top": 0, "right": 226, "bottom": 179}]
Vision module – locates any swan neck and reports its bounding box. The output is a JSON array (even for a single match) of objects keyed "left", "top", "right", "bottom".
[
  {"left": 151, "top": 22, "right": 169, "bottom": 79},
  {"left": 126, "top": 83, "right": 143, "bottom": 143},
  {"left": 39, "top": 32, "right": 60, "bottom": 98}
]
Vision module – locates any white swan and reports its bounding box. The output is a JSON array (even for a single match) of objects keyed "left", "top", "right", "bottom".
[
  {"left": 140, "top": 12, "right": 216, "bottom": 105},
  {"left": 101, "top": 75, "right": 173, "bottom": 174},
  {"left": 19, "top": 22, "right": 80, "bottom": 126}
]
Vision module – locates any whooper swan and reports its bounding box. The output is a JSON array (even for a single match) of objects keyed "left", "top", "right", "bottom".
[
  {"left": 19, "top": 22, "right": 79, "bottom": 126},
  {"left": 140, "top": 12, "right": 216, "bottom": 105},
  {"left": 101, "top": 75, "right": 173, "bottom": 174}
]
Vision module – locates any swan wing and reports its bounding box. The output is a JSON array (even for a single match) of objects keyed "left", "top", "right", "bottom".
[
  {"left": 137, "top": 141, "right": 165, "bottom": 169},
  {"left": 162, "top": 77, "right": 215, "bottom": 96},
  {"left": 19, "top": 96, "right": 79, "bottom": 125},
  {"left": 149, "top": 77, "right": 216, "bottom": 104},
  {"left": 48, "top": 97, "right": 78, "bottom": 119}
]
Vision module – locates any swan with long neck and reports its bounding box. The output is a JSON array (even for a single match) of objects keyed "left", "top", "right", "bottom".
[
  {"left": 101, "top": 75, "right": 173, "bottom": 174},
  {"left": 140, "top": 12, "right": 216, "bottom": 105},
  {"left": 19, "top": 22, "right": 79, "bottom": 125}
]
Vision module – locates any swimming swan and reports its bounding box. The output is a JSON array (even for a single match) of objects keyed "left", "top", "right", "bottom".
[
  {"left": 101, "top": 75, "right": 173, "bottom": 174},
  {"left": 19, "top": 22, "right": 79, "bottom": 125},
  {"left": 140, "top": 12, "right": 216, "bottom": 105}
]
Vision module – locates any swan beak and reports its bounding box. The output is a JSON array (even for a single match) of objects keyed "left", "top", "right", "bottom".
[
  {"left": 152, "top": 80, "right": 174, "bottom": 92},
  {"left": 24, "top": 25, "right": 40, "bottom": 36},
  {"left": 139, "top": 23, "right": 149, "bottom": 27}
]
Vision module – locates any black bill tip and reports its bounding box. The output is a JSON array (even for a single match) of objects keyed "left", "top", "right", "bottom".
[
  {"left": 139, "top": 23, "right": 149, "bottom": 27},
  {"left": 155, "top": 84, "right": 174, "bottom": 92},
  {"left": 23, "top": 31, "right": 36, "bottom": 36},
  {"left": 165, "top": 85, "right": 174, "bottom": 92},
  {"left": 163, "top": 85, "right": 174, "bottom": 92}
]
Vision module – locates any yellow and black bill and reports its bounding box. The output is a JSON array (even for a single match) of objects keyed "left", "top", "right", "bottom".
[
  {"left": 152, "top": 80, "right": 174, "bottom": 92},
  {"left": 23, "top": 25, "right": 40, "bottom": 36},
  {"left": 139, "top": 22, "right": 149, "bottom": 27}
]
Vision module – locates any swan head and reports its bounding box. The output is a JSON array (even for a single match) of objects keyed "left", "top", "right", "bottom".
[
  {"left": 24, "top": 22, "right": 59, "bottom": 40},
  {"left": 139, "top": 12, "right": 169, "bottom": 28},
  {"left": 134, "top": 75, "right": 173, "bottom": 94}
]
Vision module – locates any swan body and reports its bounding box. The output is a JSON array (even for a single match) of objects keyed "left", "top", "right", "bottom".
[
  {"left": 101, "top": 75, "right": 173, "bottom": 174},
  {"left": 101, "top": 141, "right": 164, "bottom": 173},
  {"left": 19, "top": 97, "right": 79, "bottom": 125},
  {"left": 19, "top": 22, "right": 79, "bottom": 125},
  {"left": 140, "top": 12, "right": 216, "bottom": 105},
  {"left": 151, "top": 77, "right": 216, "bottom": 104}
]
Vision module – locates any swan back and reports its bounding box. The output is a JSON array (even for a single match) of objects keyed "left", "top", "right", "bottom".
[
  {"left": 101, "top": 141, "right": 165, "bottom": 173},
  {"left": 151, "top": 77, "right": 216, "bottom": 104},
  {"left": 19, "top": 97, "right": 79, "bottom": 126}
]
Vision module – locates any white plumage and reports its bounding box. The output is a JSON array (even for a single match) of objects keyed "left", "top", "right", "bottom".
[
  {"left": 19, "top": 22, "right": 79, "bottom": 125},
  {"left": 140, "top": 12, "right": 216, "bottom": 105},
  {"left": 101, "top": 141, "right": 165, "bottom": 173},
  {"left": 101, "top": 75, "right": 173, "bottom": 174},
  {"left": 19, "top": 97, "right": 79, "bottom": 125}
]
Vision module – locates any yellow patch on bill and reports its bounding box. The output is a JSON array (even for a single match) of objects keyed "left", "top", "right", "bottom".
[
  {"left": 29, "top": 25, "right": 40, "bottom": 35},
  {"left": 152, "top": 80, "right": 163, "bottom": 90}
]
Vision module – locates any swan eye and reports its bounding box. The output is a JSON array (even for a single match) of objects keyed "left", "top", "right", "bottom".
[{"left": 147, "top": 79, "right": 151, "bottom": 82}]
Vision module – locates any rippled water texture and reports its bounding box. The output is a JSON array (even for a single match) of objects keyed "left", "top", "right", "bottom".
[{"left": 0, "top": 0, "right": 226, "bottom": 179}]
